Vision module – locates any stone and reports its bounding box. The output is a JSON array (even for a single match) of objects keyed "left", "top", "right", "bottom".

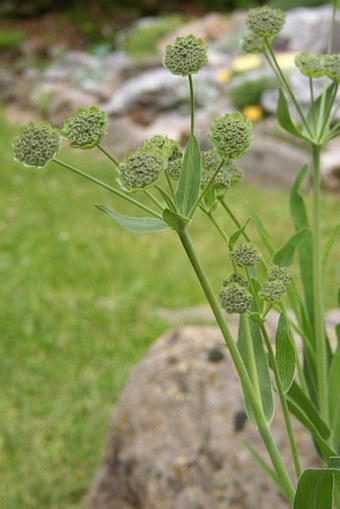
[
  {"left": 87, "top": 325, "right": 319, "bottom": 509},
  {"left": 321, "top": 138, "right": 340, "bottom": 192}
]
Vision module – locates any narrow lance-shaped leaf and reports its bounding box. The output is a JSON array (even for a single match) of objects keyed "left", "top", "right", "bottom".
[
  {"left": 162, "top": 208, "right": 190, "bottom": 232},
  {"left": 275, "top": 313, "right": 296, "bottom": 393},
  {"left": 273, "top": 228, "right": 309, "bottom": 267},
  {"left": 277, "top": 90, "right": 310, "bottom": 141},
  {"left": 96, "top": 204, "right": 169, "bottom": 233},
  {"left": 175, "top": 134, "right": 201, "bottom": 217},
  {"left": 328, "top": 342, "right": 340, "bottom": 453}
]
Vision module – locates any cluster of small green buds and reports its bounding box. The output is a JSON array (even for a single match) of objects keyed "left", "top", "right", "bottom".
[
  {"left": 230, "top": 243, "right": 261, "bottom": 267},
  {"left": 268, "top": 265, "right": 292, "bottom": 285},
  {"left": 61, "top": 106, "right": 107, "bottom": 149},
  {"left": 201, "top": 150, "right": 244, "bottom": 189},
  {"left": 223, "top": 273, "right": 248, "bottom": 288},
  {"left": 259, "top": 265, "right": 292, "bottom": 303},
  {"left": 259, "top": 280, "right": 286, "bottom": 303},
  {"left": 246, "top": 6, "right": 285, "bottom": 39},
  {"left": 166, "top": 143, "right": 183, "bottom": 180},
  {"left": 142, "top": 135, "right": 183, "bottom": 180},
  {"left": 163, "top": 34, "right": 208, "bottom": 77},
  {"left": 240, "top": 32, "right": 266, "bottom": 54},
  {"left": 118, "top": 148, "right": 164, "bottom": 191},
  {"left": 12, "top": 121, "right": 61, "bottom": 168},
  {"left": 209, "top": 113, "right": 253, "bottom": 160},
  {"left": 220, "top": 284, "right": 252, "bottom": 314},
  {"left": 322, "top": 54, "right": 340, "bottom": 82},
  {"left": 295, "top": 52, "right": 324, "bottom": 78}
]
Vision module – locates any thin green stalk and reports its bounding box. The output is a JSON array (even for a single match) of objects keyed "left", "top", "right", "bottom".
[
  {"left": 97, "top": 144, "right": 120, "bottom": 167},
  {"left": 190, "top": 159, "right": 225, "bottom": 216},
  {"left": 178, "top": 227, "right": 295, "bottom": 503},
  {"left": 327, "top": 0, "right": 338, "bottom": 54},
  {"left": 188, "top": 75, "right": 195, "bottom": 135},
  {"left": 261, "top": 324, "right": 302, "bottom": 480},
  {"left": 311, "top": 144, "right": 329, "bottom": 423},
  {"left": 143, "top": 189, "right": 164, "bottom": 211},
  {"left": 207, "top": 212, "right": 229, "bottom": 243},
  {"left": 317, "top": 83, "right": 338, "bottom": 142},
  {"left": 52, "top": 158, "right": 163, "bottom": 220},
  {"left": 243, "top": 316, "right": 263, "bottom": 404},
  {"left": 264, "top": 43, "right": 313, "bottom": 137},
  {"left": 219, "top": 197, "right": 251, "bottom": 242}
]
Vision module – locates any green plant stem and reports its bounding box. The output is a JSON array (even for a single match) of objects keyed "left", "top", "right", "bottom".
[
  {"left": 260, "top": 323, "right": 302, "bottom": 480},
  {"left": 318, "top": 83, "right": 338, "bottom": 143},
  {"left": 219, "top": 197, "right": 251, "bottom": 242},
  {"left": 143, "top": 189, "right": 164, "bottom": 211},
  {"left": 52, "top": 158, "right": 162, "bottom": 220},
  {"left": 188, "top": 75, "right": 195, "bottom": 135},
  {"left": 207, "top": 212, "right": 229, "bottom": 243},
  {"left": 311, "top": 144, "right": 329, "bottom": 423},
  {"left": 264, "top": 43, "right": 312, "bottom": 137},
  {"left": 178, "top": 227, "right": 295, "bottom": 503},
  {"left": 328, "top": 0, "right": 338, "bottom": 54},
  {"left": 243, "top": 316, "right": 263, "bottom": 404},
  {"left": 97, "top": 144, "right": 120, "bottom": 167}
]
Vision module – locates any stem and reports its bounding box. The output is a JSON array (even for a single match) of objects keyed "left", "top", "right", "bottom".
[
  {"left": 143, "top": 189, "right": 164, "bottom": 211},
  {"left": 261, "top": 324, "right": 302, "bottom": 480},
  {"left": 178, "top": 227, "right": 295, "bottom": 503},
  {"left": 328, "top": 0, "right": 338, "bottom": 54},
  {"left": 219, "top": 197, "right": 251, "bottom": 242},
  {"left": 97, "top": 144, "right": 120, "bottom": 167},
  {"left": 207, "top": 212, "right": 229, "bottom": 244},
  {"left": 52, "top": 158, "right": 163, "bottom": 220},
  {"left": 311, "top": 144, "right": 329, "bottom": 423},
  {"left": 188, "top": 75, "right": 195, "bottom": 135},
  {"left": 244, "top": 316, "right": 263, "bottom": 404}
]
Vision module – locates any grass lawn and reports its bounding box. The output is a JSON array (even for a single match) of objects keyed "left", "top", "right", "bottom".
[{"left": 1, "top": 111, "right": 339, "bottom": 508}]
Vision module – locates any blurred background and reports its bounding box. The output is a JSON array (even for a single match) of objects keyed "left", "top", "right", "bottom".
[{"left": 1, "top": 0, "right": 339, "bottom": 508}]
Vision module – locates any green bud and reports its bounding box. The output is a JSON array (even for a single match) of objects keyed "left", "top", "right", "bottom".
[
  {"left": 220, "top": 284, "right": 253, "bottom": 314},
  {"left": 259, "top": 280, "right": 286, "bottom": 303},
  {"left": 163, "top": 34, "right": 208, "bottom": 77},
  {"left": 230, "top": 243, "right": 261, "bottom": 267},
  {"left": 240, "top": 32, "right": 266, "bottom": 54},
  {"left": 268, "top": 265, "right": 292, "bottom": 285},
  {"left": 246, "top": 6, "right": 285, "bottom": 38},
  {"left": 61, "top": 106, "right": 108, "bottom": 149},
  {"left": 209, "top": 112, "right": 253, "bottom": 159},
  {"left": 295, "top": 52, "right": 325, "bottom": 78},
  {"left": 118, "top": 148, "right": 164, "bottom": 191},
  {"left": 223, "top": 273, "right": 248, "bottom": 288},
  {"left": 12, "top": 121, "right": 61, "bottom": 168},
  {"left": 142, "top": 135, "right": 183, "bottom": 180},
  {"left": 322, "top": 54, "right": 340, "bottom": 82}
]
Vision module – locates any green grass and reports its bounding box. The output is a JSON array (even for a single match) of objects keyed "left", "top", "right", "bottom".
[{"left": 1, "top": 112, "right": 339, "bottom": 508}]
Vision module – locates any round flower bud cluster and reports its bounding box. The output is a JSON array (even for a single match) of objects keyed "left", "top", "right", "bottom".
[
  {"left": 223, "top": 273, "right": 248, "bottom": 288},
  {"left": 163, "top": 34, "right": 208, "bottom": 77},
  {"left": 295, "top": 52, "right": 324, "bottom": 78},
  {"left": 12, "top": 121, "right": 61, "bottom": 168},
  {"left": 246, "top": 6, "right": 285, "bottom": 38},
  {"left": 61, "top": 106, "right": 107, "bottom": 149},
  {"left": 240, "top": 32, "right": 266, "bottom": 54},
  {"left": 259, "top": 280, "right": 286, "bottom": 303},
  {"left": 268, "top": 265, "right": 292, "bottom": 285},
  {"left": 118, "top": 148, "right": 164, "bottom": 191},
  {"left": 322, "top": 54, "right": 340, "bottom": 82},
  {"left": 201, "top": 150, "right": 244, "bottom": 189},
  {"left": 167, "top": 144, "right": 183, "bottom": 180},
  {"left": 230, "top": 243, "right": 261, "bottom": 267},
  {"left": 209, "top": 113, "right": 253, "bottom": 160},
  {"left": 142, "top": 135, "right": 183, "bottom": 180},
  {"left": 220, "top": 284, "right": 252, "bottom": 314}
]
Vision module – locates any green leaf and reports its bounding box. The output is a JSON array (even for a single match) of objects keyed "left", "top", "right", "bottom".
[
  {"left": 237, "top": 316, "right": 274, "bottom": 424},
  {"left": 244, "top": 442, "right": 283, "bottom": 493},
  {"left": 162, "top": 208, "right": 190, "bottom": 232},
  {"left": 247, "top": 207, "right": 276, "bottom": 256},
  {"left": 323, "top": 223, "right": 340, "bottom": 274},
  {"left": 228, "top": 218, "right": 250, "bottom": 249},
  {"left": 273, "top": 228, "right": 309, "bottom": 267},
  {"left": 96, "top": 204, "right": 169, "bottom": 233},
  {"left": 275, "top": 313, "right": 296, "bottom": 393},
  {"left": 306, "top": 83, "right": 338, "bottom": 143},
  {"left": 294, "top": 469, "right": 335, "bottom": 509},
  {"left": 329, "top": 343, "right": 340, "bottom": 453},
  {"left": 277, "top": 90, "right": 309, "bottom": 141},
  {"left": 175, "top": 134, "right": 201, "bottom": 217}
]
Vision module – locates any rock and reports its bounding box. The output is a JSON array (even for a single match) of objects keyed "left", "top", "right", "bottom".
[
  {"left": 321, "top": 138, "right": 340, "bottom": 192},
  {"left": 87, "top": 326, "right": 319, "bottom": 509},
  {"left": 276, "top": 5, "right": 340, "bottom": 53}
]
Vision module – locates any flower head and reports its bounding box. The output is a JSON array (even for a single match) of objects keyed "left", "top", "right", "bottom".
[
  {"left": 118, "top": 148, "right": 164, "bottom": 191},
  {"left": 295, "top": 52, "right": 325, "bottom": 78},
  {"left": 220, "top": 284, "right": 252, "bottom": 314},
  {"left": 142, "top": 135, "right": 183, "bottom": 180},
  {"left": 322, "top": 54, "right": 340, "bottom": 82},
  {"left": 163, "top": 34, "right": 208, "bottom": 77},
  {"left": 259, "top": 280, "right": 287, "bottom": 303},
  {"left": 209, "top": 113, "right": 253, "bottom": 159},
  {"left": 268, "top": 265, "right": 292, "bottom": 285},
  {"left": 12, "top": 121, "right": 61, "bottom": 168},
  {"left": 223, "top": 273, "right": 248, "bottom": 288},
  {"left": 246, "top": 6, "right": 285, "bottom": 39},
  {"left": 230, "top": 243, "right": 261, "bottom": 267},
  {"left": 201, "top": 150, "right": 244, "bottom": 189},
  {"left": 61, "top": 106, "right": 107, "bottom": 149},
  {"left": 240, "top": 32, "right": 266, "bottom": 54}
]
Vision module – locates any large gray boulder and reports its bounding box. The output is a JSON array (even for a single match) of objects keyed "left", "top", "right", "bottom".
[{"left": 87, "top": 326, "right": 319, "bottom": 509}]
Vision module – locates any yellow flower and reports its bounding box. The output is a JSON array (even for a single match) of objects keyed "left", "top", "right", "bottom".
[
  {"left": 242, "top": 105, "right": 263, "bottom": 122},
  {"left": 216, "top": 69, "right": 232, "bottom": 84}
]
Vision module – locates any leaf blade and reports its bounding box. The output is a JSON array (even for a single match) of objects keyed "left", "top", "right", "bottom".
[
  {"left": 96, "top": 204, "right": 169, "bottom": 233},
  {"left": 175, "top": 134, "right": 201, "bottom": 217}
]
